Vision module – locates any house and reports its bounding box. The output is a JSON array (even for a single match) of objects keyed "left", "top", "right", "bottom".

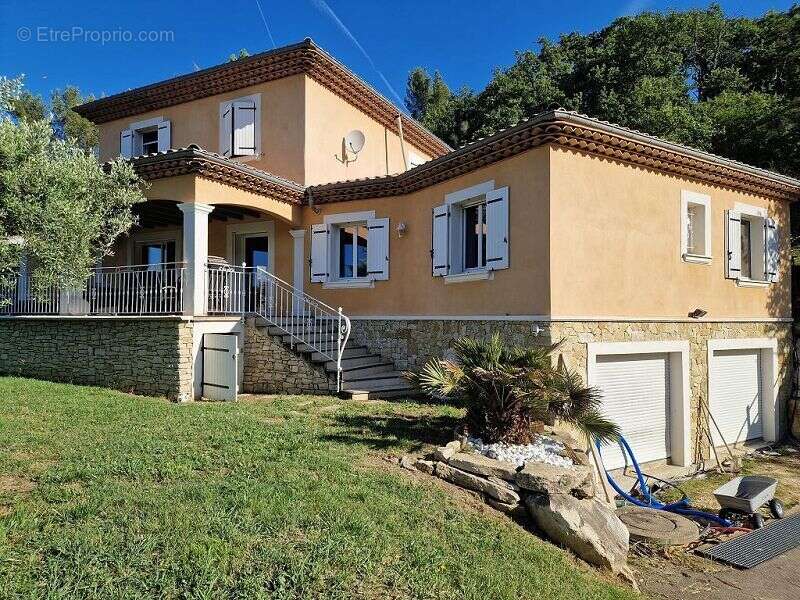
[{"left": 1, "top": 39, "right": 798, "bottom": 469}]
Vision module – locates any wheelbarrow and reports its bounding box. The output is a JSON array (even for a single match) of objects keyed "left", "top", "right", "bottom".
[{"left": 714, "top": 475, "right": 784, "bottom": 529}]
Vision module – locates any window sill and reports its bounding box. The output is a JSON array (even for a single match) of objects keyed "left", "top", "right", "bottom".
[
  {"left": 231, "top": 153, "right": 262, "bottom": 163},
  {"left": 682, "top": 253, "right": 712, "bottom": 265},
  {"left": 736, "top": 278, "right": 770, "bottom": 288},
  {"left": 443, "top": 270, "right": 495, "bottom": 284},
  {"left": 323, "top": 279, "right": 375, "bottom": 289}
]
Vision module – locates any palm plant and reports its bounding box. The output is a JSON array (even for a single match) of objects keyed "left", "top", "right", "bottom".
[{"left": 409, "top": 333, "right": 619, "bottom": 445}]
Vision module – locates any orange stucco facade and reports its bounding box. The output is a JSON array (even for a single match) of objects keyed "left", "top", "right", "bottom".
[{"left": 98, "top": 74, "right": 430, "bottom": 187}]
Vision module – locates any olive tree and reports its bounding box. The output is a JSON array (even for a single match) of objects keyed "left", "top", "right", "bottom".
[{"left": 0, "top": 76, "right": 145, "bottom": 297}]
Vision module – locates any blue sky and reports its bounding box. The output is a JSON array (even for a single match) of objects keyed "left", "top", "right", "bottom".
[{"left": 0, "top": 0, "right": 794, "bottom": 108}]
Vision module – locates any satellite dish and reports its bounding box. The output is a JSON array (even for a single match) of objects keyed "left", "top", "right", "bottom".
[{"left": 345, "top": 130, "right": 365, "bottom": 155}]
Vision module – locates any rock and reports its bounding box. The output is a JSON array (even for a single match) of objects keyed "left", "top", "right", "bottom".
[
  {"left": 413, "top": 459, "right": 436, "bottom": 475},
  {"left": 516, "top": 462, "right": 594, "bottom": 499},
  {"left": 526, "top": 493, "right": 630, "bottom": 573},
  {"left": 432, "top": 440, "right": 462, "bottom": 462},
  {"left": 487, "top": 476, "right": 521, "bottom": 492},
  {"left": 486, "top": 497, "right": 527, "bottom": 519},
  {"left": 448, "top": 452, "right": 518, "bottom": 481},
  {"left": 435, "top": 463, "right": 521, "bottom": 504},
  {"left": 399, "top": 455, "right": 416, "bottom": 471}
]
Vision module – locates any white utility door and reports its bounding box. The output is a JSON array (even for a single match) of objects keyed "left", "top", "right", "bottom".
[
  {"left": 709, "top": 349, "right": 762, "bottom": 447},
  {"left": 594, "top": 353, "right": 671, "bottom": 470},
  {"left": 202, "top": 333, "right": 239, "bottom": 401}
]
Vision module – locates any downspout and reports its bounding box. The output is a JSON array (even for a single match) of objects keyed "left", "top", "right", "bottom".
[{"left": 397, "top": 113, "right": 409, "bottom": 172}]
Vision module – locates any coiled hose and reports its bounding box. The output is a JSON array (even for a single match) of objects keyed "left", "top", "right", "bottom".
[{"left": 596, "top": 435, "right": 732, "bottom": 527}]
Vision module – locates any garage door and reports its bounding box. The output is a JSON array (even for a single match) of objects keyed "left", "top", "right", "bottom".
[
  {"left": 594, "top": 353, "right": 671, "bottom": 470},
  {"left": 709, "top": 349, "right": 762, "bottom": 447}
]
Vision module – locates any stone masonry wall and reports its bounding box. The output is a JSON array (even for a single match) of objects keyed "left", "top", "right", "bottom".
[
  {"left": 0, "top": 318, "right": 194, "bottom": 400},
  {"left": 242, "top": 318, "right": 335, "bottom": 395},
  {"left": 350, "top": 318, "right": 793, "bottom": 460}
]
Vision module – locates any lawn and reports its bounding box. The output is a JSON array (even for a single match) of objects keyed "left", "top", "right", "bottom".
[{"left": 0, "top": 377, "right": 636, "bottom": 599}]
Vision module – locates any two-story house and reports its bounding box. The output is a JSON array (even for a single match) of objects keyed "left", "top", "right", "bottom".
[{"left": 2, "top": 39, "right": 798, "bottom": 470}]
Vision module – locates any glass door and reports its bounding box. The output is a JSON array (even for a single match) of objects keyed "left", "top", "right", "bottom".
[{"left": 234, "top": 233, "right": 270, "bottom": 313}]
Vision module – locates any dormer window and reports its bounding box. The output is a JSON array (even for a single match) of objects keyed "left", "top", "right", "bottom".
[{"left": 120, "top": 117, "right": 171, "bottom": 158}]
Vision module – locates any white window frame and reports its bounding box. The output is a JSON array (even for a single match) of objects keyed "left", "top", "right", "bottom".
[
  {"left": 443, "top": 180, "right": 496, "bottom": 284},
  {"left": 680, "top": 191, "right": 711, "bottom": 264},
  {"left": 127, "top": 228, "right": 182, "bottom": 266},
  {"left": 219, "top": 93, "right": 262, "bottom": 161},
  {"left": 734, "top": 202, "right": 769, "bottom": 287},
  {"left": 225, "top": 220, "right": 276, "bottom": 274},
  {"left": 322, "top": 211, "right": 376, "bottom": 289},
  {"left": 124, "top": 116, "right": 169, "bottom": 157},
  {"left": 408, "top": 151, "right": 426, "bottom": 168}
]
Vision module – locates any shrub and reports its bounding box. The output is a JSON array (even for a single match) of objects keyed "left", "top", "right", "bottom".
[{"left": 409, "top": 333, "right": 619, "bottom": 445}]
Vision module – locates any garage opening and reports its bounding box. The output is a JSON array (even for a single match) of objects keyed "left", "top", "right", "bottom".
[
  {"left": 709, "top": 348, "right": 763, "bottom": 447},
  {"left": 594, "top": 352, "right": 671, "bottom": 470}
]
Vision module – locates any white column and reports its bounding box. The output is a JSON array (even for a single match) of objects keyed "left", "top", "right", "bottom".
[{"left": 178, "top": 202, "right": 214, "bottom": 316}]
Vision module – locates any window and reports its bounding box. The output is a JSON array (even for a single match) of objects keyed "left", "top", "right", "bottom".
[
  {"left": 310, "top": 212, "right": 389, "bottom": 287},
  {"left": 463, "top": 202, "right": 487, "bottom": 270},
  {"left": 137, "top": 240, "right": 176, "bottom": 270},
  {"left": 220, "top": 94, "right": 261, "bottom": 159},
  {"left": 681, "top": 191, "right": 711, "bottom": 263},
  {"left": 337, "top": 224, "right": 368, "bottom": 279},
  {"left": 140, "top": 129, "right": 159, "bottom": 155},
  {"left": 408, "top": 151, "right": 426, "bottom": 168},
  {"left": 120, "top": 117, "right": 171, "bottom": 158},
  {"left": 432, "top": 181, "right": 509, "bottom": 282},
  {"left": 725, "top": 204, "right": 778, "bottom": 284}
]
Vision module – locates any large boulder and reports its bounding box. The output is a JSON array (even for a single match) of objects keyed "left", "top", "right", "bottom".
[
  {"left": 525, "top": 493, "right": 629, "bottom": 573},
  {"left": 435, "top": 463, "right": 520, "bottom": 504},
  {"left": 448, "top": 452, "right": 518, "bottom": 481},
  {"left": 516, "top": 462, "right": 594, "bottom": 499}
]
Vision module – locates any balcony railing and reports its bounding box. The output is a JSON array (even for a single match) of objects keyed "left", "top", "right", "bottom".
[
  {"left": 207, "top": 264, "right": 351, "bottom": 391},
  {"left": 0, "top": 262, "right": 185, "bottom": 316}
]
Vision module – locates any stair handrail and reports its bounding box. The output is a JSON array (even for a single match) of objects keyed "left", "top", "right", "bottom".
[{"left": 253, "top": 266, "right": 351, "bottom": 392}]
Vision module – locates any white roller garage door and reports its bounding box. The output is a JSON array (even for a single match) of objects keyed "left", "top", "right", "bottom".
[
  {"left": 709, "top": 349, "right": 762, "bottom": 447},
  {"left": 594, "top": 353, "right": 671, "bottom": 470}
]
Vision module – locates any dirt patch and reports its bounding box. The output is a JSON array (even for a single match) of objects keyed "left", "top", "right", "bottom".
[{"left": 0, "top": 475, "right": 36, "bottom": 494}]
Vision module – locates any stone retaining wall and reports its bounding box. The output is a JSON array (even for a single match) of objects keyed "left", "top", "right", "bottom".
[
  {"left": 350, "top": 317, "right": 793, "bottom": 457},
  {"left": 0, "top": 317, "right": 193, "bottom": 400},
  {"left": 241, "top": 319, "right": 335, "bottom": 395}
]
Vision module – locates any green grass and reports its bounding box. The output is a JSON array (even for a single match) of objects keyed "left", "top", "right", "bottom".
[{"left": 0, "top": 377, "right": 636, "bottom": 599}]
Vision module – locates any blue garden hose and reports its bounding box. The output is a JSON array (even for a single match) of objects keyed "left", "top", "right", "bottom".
[{"left": 596, "top": 435, "right": 732, "bottom": 527}]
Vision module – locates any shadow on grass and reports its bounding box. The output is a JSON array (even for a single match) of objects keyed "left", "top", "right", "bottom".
[{"left": 322, "top": 413, "right": 461, "bottom": 452}]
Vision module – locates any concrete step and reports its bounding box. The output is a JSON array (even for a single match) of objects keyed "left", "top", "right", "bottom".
[
  {"left": 339, "top": 362, "right": 395, "bottom": 379},
  {"left": 324, "top": 354, "right": 383, "bottom": 370},
  {"left": 310, "top": 346, "right": 370, "bottom": 362},
  {"left": 281, "top": 333, "right": 338, "bottom": 346},
  {"left": 341, "top": 374, "right": 413, "bottom": 391},
  {"left": 344, "top": 388, "right": 416, "bottom": 400}
]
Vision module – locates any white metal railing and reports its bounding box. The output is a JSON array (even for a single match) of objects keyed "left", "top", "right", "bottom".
[
  {"left": 207, "top": 264, "right": 351, "bottom": 391},
  {"left": 0, "top": 273, "right": 59, "bottom": 315},
  {"left": 0, "top": 262, "right": 185, "bottom": 316},
  {"left": 84, "top": 263, "right": 185, "bottom": 315}
]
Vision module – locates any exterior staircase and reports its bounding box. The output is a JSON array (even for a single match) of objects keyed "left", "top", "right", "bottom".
[{"left": 257, "top": 318, "right": 416, "bottom": 399}]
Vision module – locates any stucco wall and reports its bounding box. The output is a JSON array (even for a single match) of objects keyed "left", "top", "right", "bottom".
[
  {"left": 99, "top": 76, "right": 308, "bottom": 184},
  {"left": 549, "top": 147, "right": 791, "bottom": 320},
  {"left": 241, "top": 318, "right": 334, "bottom": 394},
  {"left": 303, "top": 148, "right": 551, "bottom": 317},
  {"left": 97, "top": 74, "right": 431, "bottom": 188},
  {"left": 0, "top": 317, "right": 193, "bottom": 400},
  {"left": 304, "top": 77, "right": 430, "bottom": 185}
]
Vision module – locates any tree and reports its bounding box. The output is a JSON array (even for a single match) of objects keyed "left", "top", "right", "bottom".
[
  {"left": 411, "top": 334, "right": 619, "bottom": 445},
  {"left": 406, "top": 4, "right": 800, "bottom": 177},
  {"left": 51, "top": 86, "right": 98, "bottom": 150},
  {"left": 0, "top": 78, "right": 145, "bottom": 296},
  {"left": 228, "top": 48, "right": 251, "bottom": 62}
]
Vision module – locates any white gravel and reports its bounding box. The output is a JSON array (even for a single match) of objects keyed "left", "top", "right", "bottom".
[{"left": 467, "top": 435, "right": 574, "bottom": 468}]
